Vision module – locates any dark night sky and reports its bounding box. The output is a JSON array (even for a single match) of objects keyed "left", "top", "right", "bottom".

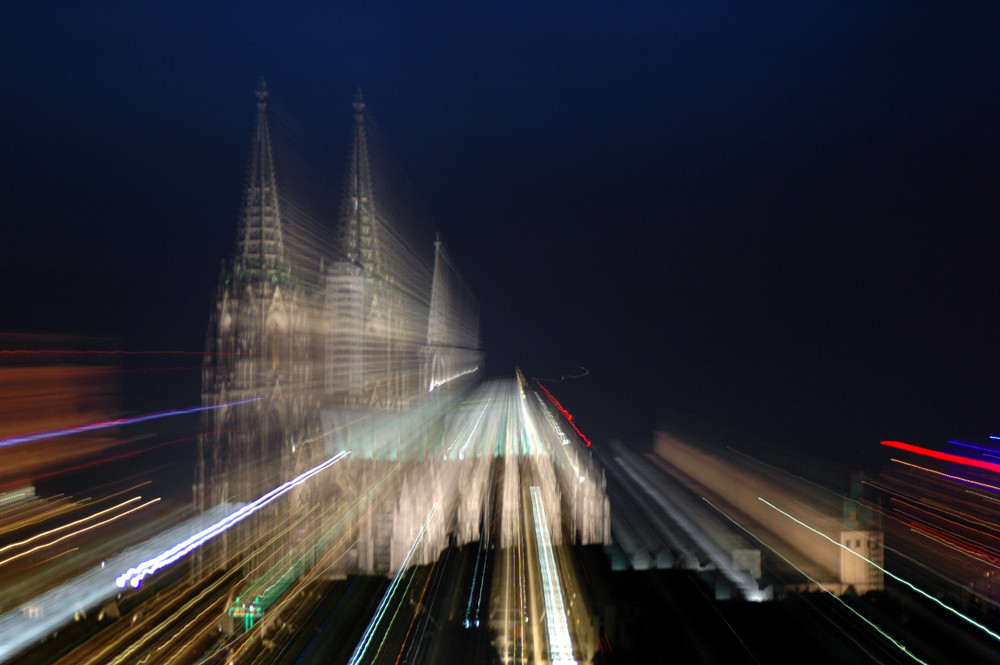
[{"left": 2, "top": 3, "right": 999, "bottom": 469}]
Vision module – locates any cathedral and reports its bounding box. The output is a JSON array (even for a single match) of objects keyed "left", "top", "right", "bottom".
[{"left": 193, "top": 81, "right": 484, "bottom": 585}]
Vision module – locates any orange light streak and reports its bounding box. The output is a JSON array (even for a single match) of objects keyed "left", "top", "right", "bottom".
[
  {"left": 0, "top": 497, "right": 159, "bottom": 568},
  {"left": 0, "top": 496, "right": 143, "bottom": 555}
]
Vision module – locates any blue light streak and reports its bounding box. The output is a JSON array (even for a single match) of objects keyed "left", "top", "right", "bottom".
[
  {"left": 0, "top": 397, "right": 263, "bottom": 449},
  {"left": 349, "top": 500, "right": 439, "bottom": 665},
  {"left": 948, "top": 439, "right": 1000, "bottom": 457}
]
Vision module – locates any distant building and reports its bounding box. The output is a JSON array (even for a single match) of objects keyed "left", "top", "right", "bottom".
[{"left": 653, "top": 432, "right": 884, "bottom": 595}]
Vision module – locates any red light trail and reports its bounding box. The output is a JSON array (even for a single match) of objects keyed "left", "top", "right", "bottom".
[
  {"left": 881, "top": 440, "right": 1000, "bottom": 474},
  {"left": 535, "top": 381, "right": 592, "bottom": 447}
]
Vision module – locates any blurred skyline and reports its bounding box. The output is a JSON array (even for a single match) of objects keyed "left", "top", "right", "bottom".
[{"left": 3, "top": 2, "right": 999, "bottom": 467}]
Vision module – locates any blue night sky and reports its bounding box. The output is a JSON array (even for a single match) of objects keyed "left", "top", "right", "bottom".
[{"left": 2, "top": 2, "right": 999, "bottom": 464}]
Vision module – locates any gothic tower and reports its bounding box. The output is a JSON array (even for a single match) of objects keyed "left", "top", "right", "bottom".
[
  {"left": 326, "top": 92, "right": 431, "bottom": 410},
  {"left": 195, "top": 80, "right": 323, "bottom": 575}
]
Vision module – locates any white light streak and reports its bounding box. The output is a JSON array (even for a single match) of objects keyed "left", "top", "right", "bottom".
[
  {"left": 116, "top": 451, "right": 349, "bottom": 589},
  {"left": 349, "top": 500, "right": 439, "bottom": 665},
  {"left": 0, "top": 503, "right": 235, "bottom": 663},
  {"left": 529, "top": 486, "right": 577, "bottom": 665},
  {"left": 428, "top": 365, "right": 479, "bottom": 391}
]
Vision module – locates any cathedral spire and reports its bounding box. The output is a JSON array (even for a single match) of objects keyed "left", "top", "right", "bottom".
[
  {"left": 337, "top": 89, "right": 382, "bottom": 280},
  {"left": 235, "top": 77, "right": 287, "bottom": 282}
]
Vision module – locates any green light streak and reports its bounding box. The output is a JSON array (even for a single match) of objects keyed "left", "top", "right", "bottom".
[
  {"left": 757, "top": 496, "right": 1000, "bottom": 644},
  {"left": 703, "top": 497, "right": 930, "bottom": 665}
]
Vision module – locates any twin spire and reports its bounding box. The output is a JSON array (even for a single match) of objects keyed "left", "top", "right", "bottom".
[{"left": 233, "top": 81, "right": 383, "bottom": 285}]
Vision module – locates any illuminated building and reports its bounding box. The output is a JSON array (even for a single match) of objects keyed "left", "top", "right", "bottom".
[{"left": 194, "top": 82, "right": 484, "bottom": 583}]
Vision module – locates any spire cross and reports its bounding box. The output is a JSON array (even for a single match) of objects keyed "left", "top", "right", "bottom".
[
  {"left": 256, "top": 77, "right": 269, "bottom": 107},
  {"left": 353, "top": 89, "right": 365, "bottom": 120}
]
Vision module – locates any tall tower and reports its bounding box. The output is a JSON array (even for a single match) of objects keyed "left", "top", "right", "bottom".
[
  {"left": 337, "top": 90, "right": 382, "bottom": 281},
  {"left": 235, "top": 79, "right": 286, "bottom": 283},
  {"left": 195, "top": 79, "right": 323, "bottom": 575},
  {"left": 326, "top": 92, "right": 430, "bottom": 410}
]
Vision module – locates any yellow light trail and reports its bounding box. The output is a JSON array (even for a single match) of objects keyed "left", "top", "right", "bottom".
[
  {"left": 0, "top": 497, "right": 159, "bottom": 569},
  {"left": 890, "top": 457, "right": 1000, "bottom": 493},
  {"left": 103, "top": 565, "right": 240, "bottom": 665},
  {"left": 0, "top": 496, "right": 143, "bottom": 556}
]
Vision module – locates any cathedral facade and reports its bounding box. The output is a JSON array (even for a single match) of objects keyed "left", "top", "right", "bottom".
[{"left": 193, "top": 82, "right": 483, "bottom": 582}]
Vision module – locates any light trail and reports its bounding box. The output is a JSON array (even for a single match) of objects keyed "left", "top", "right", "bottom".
[
  {"left": 369, "top": 556, "right": 423, "bottom": 662},
  {"left": 516, "top": 393, "right": 536, "bottom": 456},
  {"left": 406, "top": 543, "right": 451, "bottom": 664},
  {"left": 536, "top": 381, "right": 591, "bottom": 447},
  {"left": 529, "top": 486, "right": 577, "bottom": 665},
  {"left": 26, "top": 546, "right": 78, "bottom": 570},
  {"left": 889, "top": 458, "right": 1000, "bottom": 493},
  {"left": 348, "top": 500, "right": 439, "bottom": 665},
  {"left": 613, "top": 453, "right": 764, "bottom": 599},
  {"left": 116, "top": 450, "right": 349, "bottom": 589},
  {"left": 228, "top": 527, "right": 365, "bottom": 664},
  {"left": 460, "top": 456, "right": 493, "bottom": 627},
  {"left": 519, "top": 516, "right": 528, "bottom": 661},
  {"left": 905, "top": 519, "right": 1000, "bottom": 565},
  {"left": 948, "top": 439, "right": 1000, "bottom": 456},
  {"left": 0, "top": 503, "right": 234, "bottom": 663},
  {"left": 758, "top": 496, "right": 1000, "bottom": 644},
  {"left": 0, "top": 496, "right": 143, "bottom": 556},
  {"left": 447, "top": 394, "right": 490, "bottom": 460},
  {"left": 0, "top": 397, "right": 262, "bottom": 449},
  {"left": 891, "top": 498, "right": 1000, "bottom": 552},
  {"left": 0, "top": 497, "right": 159, "bottom": 569},
  {"left": 97, "top": 565, "right": 240, "bottom": 665},
  {"left": 429, "top": 365, "right": 478, "bottom": 391},
  {"left": 0, "top": 421, "right": 253, "bottom": 492},
  {"left": 882, "top": 440, "right": 1000, "bottom": 475},
  {"left": 464, "top": 532, "right": 486, "bottom": 628},
  {"left": 0, "top": 349, "right": 240, "bottom": 356},
  {"left": 534, "top": 389, "right": 570, "bottom": 444},
  {"left": 704, "top": 498, "right": 930, "bottom": 665},
  {"left": 471, "top": 473, "right": 494, "bottom": 627},
  {"left": 157, "top": 595, "right": 228, "bottom": 665},
  {"left": 0, "top": 497, "right": 77, "bottom": 538}
]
